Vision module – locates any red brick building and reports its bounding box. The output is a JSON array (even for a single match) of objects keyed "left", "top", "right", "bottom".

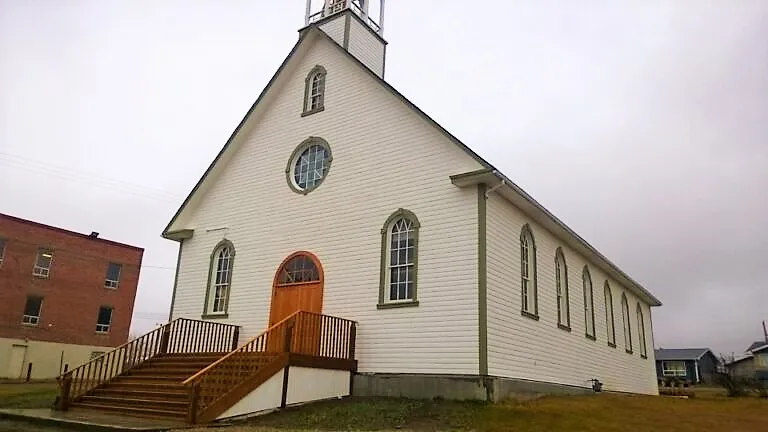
[{"left": 0, "top": 213, "right": 143, "bottom": 379}]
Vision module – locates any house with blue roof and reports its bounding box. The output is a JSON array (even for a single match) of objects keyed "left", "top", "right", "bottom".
[{"left": 654, "top": 348, "right": 720, "bottom": 384}]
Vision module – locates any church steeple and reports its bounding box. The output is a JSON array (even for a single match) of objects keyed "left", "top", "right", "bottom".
[{"left": 304, "top": 0, "right": 387, "bottom": 78}]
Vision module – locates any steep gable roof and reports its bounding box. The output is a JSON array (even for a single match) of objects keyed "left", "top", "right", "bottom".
[
  {"left": 746, "top": 341, "right": 768, "bottom": 352},
  {"left": 162, "top": 23, "right": 661, "bottom": 307},
  {"left": 654, "top": 348, "right": 716, "bottom": 361}
]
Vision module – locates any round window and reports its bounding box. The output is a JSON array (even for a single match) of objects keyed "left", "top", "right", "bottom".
[{"left": 286, "top": 138, "right": 332, "bottom": 194}]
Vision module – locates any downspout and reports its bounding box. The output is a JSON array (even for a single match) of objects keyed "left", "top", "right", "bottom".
[{"left": 694, "top": 360, "right": 700, "bottom": 383}]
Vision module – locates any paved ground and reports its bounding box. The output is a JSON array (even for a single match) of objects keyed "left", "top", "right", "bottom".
[
  {"left": 0, "top": 408, "right": 185, "bottom": 432},
  {"left": 0, "top": 419, "right": 71, "bottom": 432}
]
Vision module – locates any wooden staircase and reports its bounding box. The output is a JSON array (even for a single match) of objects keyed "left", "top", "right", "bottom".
[
  {"left": 70, "top": 352, "right": 226, "bottom": 419},
  {"left": 56, "top": 312, "right": 357, "bottom": 424}
]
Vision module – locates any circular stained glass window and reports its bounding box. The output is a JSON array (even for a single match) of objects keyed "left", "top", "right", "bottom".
[{"left": 287, "top": 138, "right": 332, "bottom": 194}]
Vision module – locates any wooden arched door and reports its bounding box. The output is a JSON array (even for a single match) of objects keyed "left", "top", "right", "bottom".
[{"left": 268, "top": 252, "right": 324, "bottom": 354}]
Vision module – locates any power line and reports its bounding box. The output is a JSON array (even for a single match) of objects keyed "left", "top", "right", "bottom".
[{"left": 0, "top": 152, "right": 186, "bottom": 203}]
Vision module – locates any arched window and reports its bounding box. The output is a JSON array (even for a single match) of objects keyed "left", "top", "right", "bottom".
[
  {"left": 621, "top": 293, "right": 632, "bottom": 353},
  {"left": 582, "top": 266, "right": 595, "bottom": 339},
  {"left": 555, "top": 248, "right": 569, "bottom": 329},
  {"left": 636, "top": 303, "right": 648, "bottom": 358},
  {"left": 277, "top": 254, "right": 320, "bottom": 285},
  {"left": 604, "top": 282, "right": 616, "bottom": 347},
  {"left": 378, "top": 209, "right": 420, "bottom": 307},
  {"left": 204, "top": 240, "right": 235, "bottom": 316},
  {"left": 520, "top": 225, "right": 538, "bottom": 318},
  {"left": 302, "top": 65, "right": 327, "bottom": 116}
]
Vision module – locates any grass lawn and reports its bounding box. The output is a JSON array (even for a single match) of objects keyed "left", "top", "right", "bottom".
[
  {"left": 0, "top": 382, "right": 59, "bottom": 409},
  {"left": 184, "top": 391, "right": 768, "bottom": 432}
]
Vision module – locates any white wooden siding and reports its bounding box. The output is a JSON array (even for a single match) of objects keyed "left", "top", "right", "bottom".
[
  {"left": 347, "top": 17, "right": 385, "bottom": 77},
  {"left": 486, "top": 193, "right": 658, "bottom": 395},
  {"left": 217, "top": 369, "right": 284, "bottom": 419},
  {"left": 318, "top": 16, "right": 346, "bottom": 46},
  {"left": 171, "top": 33, "right": 483, "bottom": 375},
  {"left": 285, "top": 367, "right": 350, "bottom": 405}
]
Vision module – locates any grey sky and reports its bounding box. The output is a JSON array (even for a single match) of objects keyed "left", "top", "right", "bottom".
[{"left": 1, "top": 1, "right": 766, "bottom": 357}]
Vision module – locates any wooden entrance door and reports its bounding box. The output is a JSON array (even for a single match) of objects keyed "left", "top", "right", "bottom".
[{"left": 268, "top": 252, "right": 324, "bottom": 354}]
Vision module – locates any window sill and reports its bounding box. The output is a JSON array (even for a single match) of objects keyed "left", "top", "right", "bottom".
[
  {"left": 521, "top": 310, "right": 539, "bottom": 321},
  {"left": 608, "top": 342, "right": 617, "bottom": 348},
  {"left": 201, "top": 313, "right": 229, "bottom": 320},
  {"left": 626, "top": 349, "right": 634, "bottom": 355},
  {"left": 95, "top": 331, "right": 110, "bottom": 335},
  {"left": 585, "top": 334, "right": 597, "bottom": 341},
  {"left": 377, "top": 301, "right": 419, "bottom": 310},
  {"left": 301, "top": 106, "right": 325, "bottom": 117},
  {"left": 21, "top": 323, "right": 39, "bottom": 327},
  {"left": 557, "top": 323, "right": 571, "bottom": 332},
  {"left": 32, "top": 274, "right": 49, "bottom": 280}
]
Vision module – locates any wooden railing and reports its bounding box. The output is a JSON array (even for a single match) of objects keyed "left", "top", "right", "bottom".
[
  {"left": 183, "top": 311, "right": 357, "bottom": 423},
  {"left": 56, "top": 318, "right": 240, "bottom": 410}
]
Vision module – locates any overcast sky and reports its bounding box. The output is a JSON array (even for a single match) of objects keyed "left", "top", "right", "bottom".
[{"left": 1, "top": 1, "right": 766, "bottom": 357}]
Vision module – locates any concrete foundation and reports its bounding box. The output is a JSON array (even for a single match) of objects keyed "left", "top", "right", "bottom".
[{"left": 352, "top": 373, "right": 595, "bottom": 402}]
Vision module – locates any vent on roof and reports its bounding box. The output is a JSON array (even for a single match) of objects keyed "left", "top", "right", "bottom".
[{"left": 89, "top": 232, "right": 99, "bottom": 239}]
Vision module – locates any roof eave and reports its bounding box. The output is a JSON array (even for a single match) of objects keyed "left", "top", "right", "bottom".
[{"left": 451, "top": 169, "right": 662, "bottom": 307}]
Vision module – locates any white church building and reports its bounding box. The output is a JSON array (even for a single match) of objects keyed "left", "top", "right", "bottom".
[{"left": 163, "top": 0, "right": 662, "bottom": 399}]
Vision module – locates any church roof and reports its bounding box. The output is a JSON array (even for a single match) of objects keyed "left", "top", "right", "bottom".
[{"left": 162, "top": 22, "right": 662, "bottom": 307}]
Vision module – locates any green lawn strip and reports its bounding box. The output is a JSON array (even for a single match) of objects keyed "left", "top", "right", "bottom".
[{"left": 0, "top": 383, "right": 59, "bottom": 409}]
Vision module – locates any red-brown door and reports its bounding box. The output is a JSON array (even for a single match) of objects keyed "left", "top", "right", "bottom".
[{"left": 268, "top": 252, "right": 323, "bottom": 354}]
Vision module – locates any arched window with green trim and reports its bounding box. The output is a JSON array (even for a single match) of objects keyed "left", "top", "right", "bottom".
[
  {"left": 203, "top": 240, "right": 235, "bottom": 317},
  {"left": 378, "top": 209, "right": 420, "bottom": 308}
]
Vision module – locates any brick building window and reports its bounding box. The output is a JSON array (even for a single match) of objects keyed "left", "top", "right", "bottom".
[
  {"left": 105, "top": 263, "right": 122, "bottom": 289},
  {"left": 33, "top": 249, "right": 53, "bottom": 278},
  {"left": 0, "top": 238, "right": 6, "bottom": 265},
  {"left": 96, "top": 306, "right": 113, "bottom": 333},
  {"left": 22, "top": 296, "right": 43, "bottom": 325}
]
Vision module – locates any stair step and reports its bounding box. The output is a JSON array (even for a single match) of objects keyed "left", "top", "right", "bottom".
[
  {"left": 111, "top": 375, "right": 188, "bottom": 385},
  {"left": 71, "top": 402, "right": 186, "bottom": 418},
  {"left": 124, "top": 369, "right": 198, "bottom": 379},
  {"left": 91, "top": 388, "right": 188, "bottom": 400},
  {"left": 106, "top": 382, "right": 186, "bottom": 392},
  {"left": 80, "top": 395, "right": 188, "bottom": 409}
]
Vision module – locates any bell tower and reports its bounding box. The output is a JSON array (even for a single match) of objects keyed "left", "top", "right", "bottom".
[{"left": 304, "top": 0, "right": 387, "bottom": 78}]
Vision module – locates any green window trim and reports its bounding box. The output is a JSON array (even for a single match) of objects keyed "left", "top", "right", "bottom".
[
  {"left": 519, "top": 224, "right": 538, "bottom": 319},
  {"left": 285, "top": 136, "right": 333, "bottom": 195},
  {"left": 621, "top": 292, "right": 633, "bottom": 353},
  {"left": 582, "top": 265, "right": 596, "bottom": 338},
  {"left": 301, "top": 65, "right": 327, "bottom": 117},
  {"left": 636, "top": 302, "right": 648, "bottom": 358},
  {"left": 604, "top": 281, "right": 617, "bottom": 346},
  {"left": 202, "top": 239, "right": 236, "bottom": 318},
  {"left": 378, "top": 208, "right": 420, "bottom": 308},
  {"left": 554, "top": 247, "right": 570, "bottom": 329}
]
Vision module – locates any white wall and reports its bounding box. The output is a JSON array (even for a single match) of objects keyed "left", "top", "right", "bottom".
[
  {"left": 485, "top": 192, "right": 658, "bottom": 395},
  {"left": 346, "top": 16, "right": 385, "bottom": 77},
  {"left": 170, "top": 32, "right": 483, "bottom": 375},
  {"left": 286, "top": 367, "right": 349, "bottom": 405},
  {"left": 318, "top": 15, "right": 346, "bottom": 45},
  {"left": 0, "top": 337, "right": 113, "bottom": 379},
  {"left": 218, "top": 368, "right": 284, "bottom": 419}
]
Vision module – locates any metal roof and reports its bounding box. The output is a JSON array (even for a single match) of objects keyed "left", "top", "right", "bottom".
[{"left": 654, "top": 348, "right": 713, "bottom": 361}]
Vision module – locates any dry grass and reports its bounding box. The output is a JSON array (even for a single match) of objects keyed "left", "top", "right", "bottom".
[{"left": 182, "top": 391, "right": 768, "bottom": 432}]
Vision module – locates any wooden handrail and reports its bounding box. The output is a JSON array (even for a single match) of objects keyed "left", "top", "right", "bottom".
[
  {"left": 55, "top": 318, "right": 240, "bottom": 411},
  {"left": 183, "top": 311, "right": 302, "bottom": 385},
  {"left": 184, "top": 311, "right": 357, "bottom": 423}
]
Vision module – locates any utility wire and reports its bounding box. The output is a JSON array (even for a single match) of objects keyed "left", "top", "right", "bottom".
[{"left": 0, "top": 152, "right": 186, "bottom": 203}]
